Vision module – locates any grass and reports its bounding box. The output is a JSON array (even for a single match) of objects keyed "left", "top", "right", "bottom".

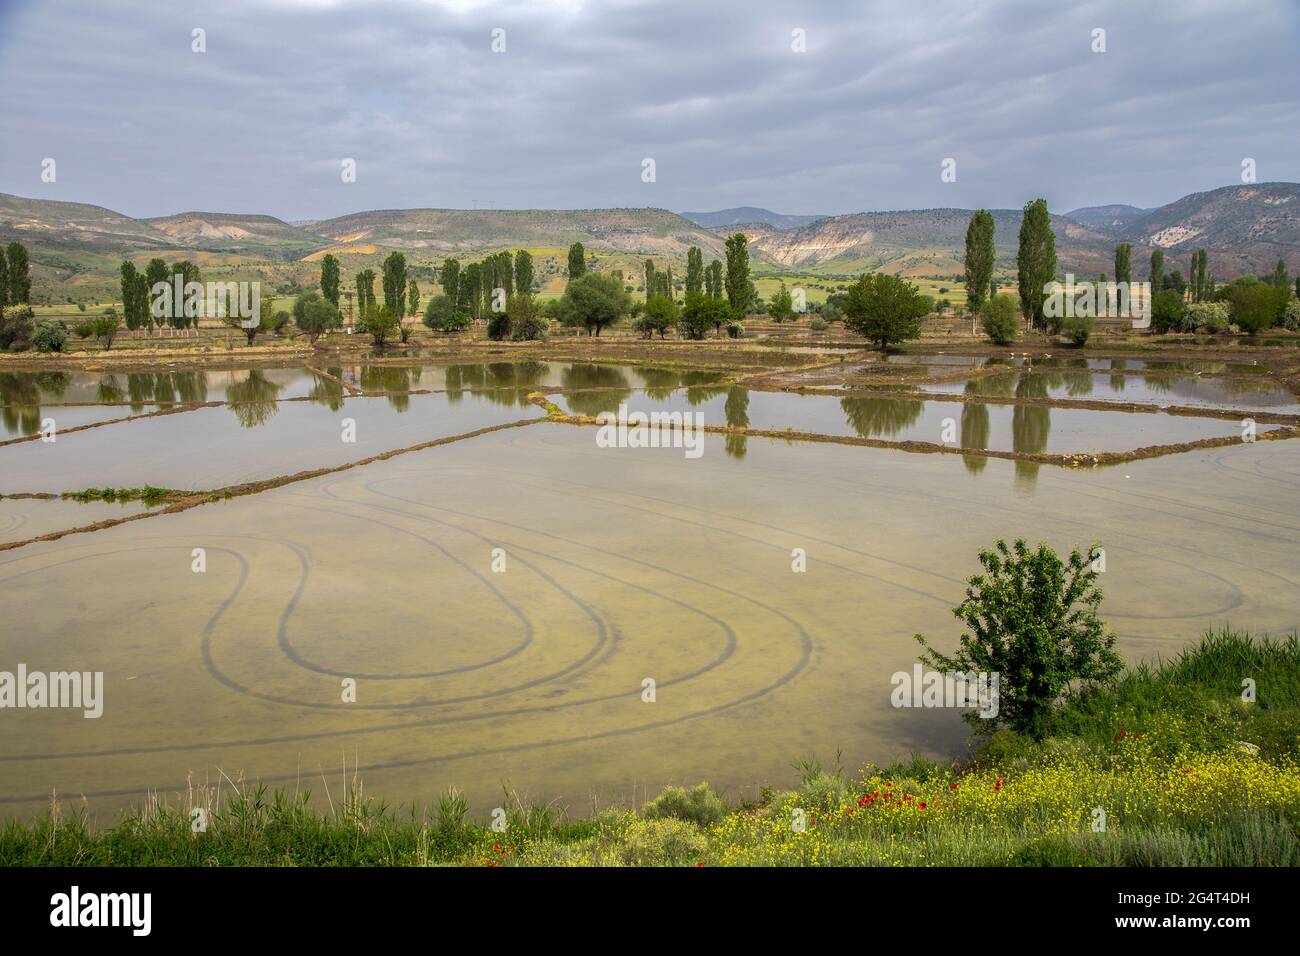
[
  {"left": 61, "top": 486, "right": 189, "bottom": 505},
  {"left": 2, "top": 629, "right": 1297, "bottom": 866}
]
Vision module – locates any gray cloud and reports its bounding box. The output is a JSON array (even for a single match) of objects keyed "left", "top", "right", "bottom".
[{"left": 1, "top": 0, "right": 1297, "bottom": 220}]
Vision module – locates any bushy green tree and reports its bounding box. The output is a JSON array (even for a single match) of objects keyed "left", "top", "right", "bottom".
[
  {"left": 1230, "top": 283, "right": 1287, "bottom": 334},
  {"left": 507, "top": 292, "right": 547, "bottom": 340},
  {"left": 842, "top": 272, "right": 928, "bottom": 350},
  {"left": 1150, "top": 289, "right": 1187, "bottom": 333},
  {"left": 559, "top": 271, "right": 629, "bottom": 336},
  {"left": 768, "top": 282, "right": 795, "bottom": 323},
  {"left": 293, "top": 290, "right": 341, "bottom": 343},
  {"left": 980, "top": 296, "right": 1019, "bottom": 345},
  {"left": 915, "top": 539, "right": 1122, "bottom": 738},
  {"left": 363, "top": 303, "right": 399, "bottom": 347},
  {"left": 32, "top": 319, "right": 69, "bottom": 353},
  {"left": 638, "top": 293, "right": 677, "bottom": 339}
]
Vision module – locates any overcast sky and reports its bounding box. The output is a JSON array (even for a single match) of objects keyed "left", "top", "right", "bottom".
[{"left": 1, "top": 0, "right": 1297, "bottom": 221}]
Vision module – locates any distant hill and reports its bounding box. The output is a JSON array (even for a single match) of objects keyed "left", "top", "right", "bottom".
[
  {"left": 1110, "top": 183, "right": 1300, "bottom": 277},
  {"left": 1064, "top": 204, "right": 1152, "bottom": 234},
  {"left": 306, "top": 207, "right": 728, "bottom": 259},
  {"left": 680, "top": 207, "right": 826, "bottom": 231},
  {"left": 751, "top": 208, "right": 1118, "bottom": 277},
  {"left": 145, "top": 211, "right": 327, "bottom": 258},
  {"left": 0, "top": 193, "right": 177, "bottom": 253}
]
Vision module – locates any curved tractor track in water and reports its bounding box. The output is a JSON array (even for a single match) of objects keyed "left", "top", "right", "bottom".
[{"left": 0, "top": 466, "right": 813, "bottom": 806}]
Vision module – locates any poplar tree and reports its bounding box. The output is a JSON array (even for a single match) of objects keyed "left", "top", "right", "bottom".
[
  {"left": 567, "top": 242, "right": 586, "bottom": 279},
  {"left": 320, "top": 254, "right": 341, "bottom": 306},
  {"left": 1015, "top": 199, "right": 1057, "bottom": 329},
  {"left": 685, "top": 246, "right": 704, "bottom": 296},
  {"left": 513, "top": 250, "right": 534, "bottom": 294},
  {"left": 963, "top": 210, "right": 995, "bottom": 315},
  {"left": 1114, "top": 243, "right": 1132, "bottom": 286},
  {"left": 724, "top": 233, "right": 750, "bottom": 313},
  {"left": 1149, "top": 249, "right": 1164, "bottom": 294},
  {"left": 381, "top": 251, "right": 408, "bottom": 315}
]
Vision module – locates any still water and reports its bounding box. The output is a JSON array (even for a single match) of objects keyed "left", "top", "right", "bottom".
[{"left": 1, "top": 361, "right": 1297, "bottom": 819}]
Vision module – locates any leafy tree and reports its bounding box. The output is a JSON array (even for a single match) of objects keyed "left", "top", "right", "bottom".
[
  {"left": 1190, "top": 249, "right": 1208, "bottom": 302},
  {"left": 320, "top": 254, "right": 341, "bottom": 306},
  {"left": 842, "top": 272, "right": 928, "bottom": 350},
  {"left": 458, "top": 263, "right": 483, "bottom": 320},
  {"left": 559, "top": 271, "right": 629, "bottom": 336},
  {"left": 363, "top": 303, "right": 399, "bottom": 347},
  {"left": 1149, "top": 249, "right": 1164, "bottom": 294},
  {"left": 706, "top": 259, "right": 723, "bottom": 299},
  {"left": 293, "top": 290, "right": 341, "bottom": 343},
  {"left": 768, "top": 282, "right": 795, "bottom": 322},
  {"left": 1113, "top": 243, "right": 1132, "bottom": 286},
  {"left": 980, "top": 296, "right": 1019, "bottom": 345},
  {"left": 32, "top": 320, "right": 69, "bottom": 353},
  {"left": 513, "top": 250, "right": 534, "bottom": 294},
  {"left": 963, "top": 210, "right": 995, "bottom": 315},
  {"left": 440, "top": 258, "right": 461, "bottom": 299},
  {"left": 119, "top": 261, "right": 145, "bottom": 331},
  {"left": 1272, "top": 258, "right": 1290, "bottom": 291},
  {"left": 486, "top": 309, "right": 511, "bottom": 340},
  {"left": 0, "top": 243, "right": 7, "bottom": 312},
  {"left": 679, "top": 292, "right": 731, "bottom": 340},
  {"left": 355, "top": 270, "right": 376, "bottom": 314},
  {"left": 224, "top": 294, "right": 274, "bottom": 346},
  {"left": 1064, "top": 314, "right": 1093, "bottom": 346},
  {"left": 1016, "top": 199, "right": 1056, "bottom": 330},
  {"left": 1230, "top": 283, "right": 1287, "bottom": 334},
  {"left": 423, "top": 294, "right": 468, "bottom": 333},
  {"left": 1165, "top": 269, "right": 1186, "bottom": 297},
  {"left": 381, "top": 251, "right": 408, "bottom": 316},
  {"left": 685, "top": 246, "right": 704, "bottom": 296},
  {"left": 639, "top": 293, "right": 678, "bottom": 339},
  {"left": 507, "top": 292, "right": 547, "bottom": 340},
  {"left": 1150, "top": 289, "right": 1187, "bottom": 333},
  {"left": 567, "top": 242, "right": 586, "bottom": 280},
  {"left": 407, "top": 280, "right": 420, "bottom": 318},
  {"left": 724, "top": 233, "right": 750, "bottom": 313},
  {"left": 5, "top": 242, "right": 31, "bottom": 305},
  {"left": 914, "top": 538, "right": 1122, "bottom": 738},
  {"left": 93, "top": 314, "right": 120, "bottom": 350},
  {"left": 643, "top": 259, "right": 656, "bottom": 301}
]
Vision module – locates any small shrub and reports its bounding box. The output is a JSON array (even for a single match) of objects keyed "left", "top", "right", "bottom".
[
  {"left": 32, "top": 320, "right": 69, "bottom": 353},
  {"left": 619, "top": 817, "right": 705, "bottom": 866},
  {"left": 980, "top": 297, "right": 1019, "bottom": 345},
  {"left": 1186, "top": 301, "right": 1230, "bottom": 334},
  {"left": 1064, "top": 314, "right": 1092, "bottom": 346},
  {"left": 809, "top": 317, "right": 829, "bottom": 332},
  {"left": 642, "top": 783, "right": 727, "bottom": 827},
  {"left": 1008, "top": 837, "right": 1096, "bottom": 867},
  {"left": 72, "top": 321, "right": 96, "bottom": 339},
  {"left": 726, "top": 320, "right": 743, "bottom": 339},
  {"left": 486, "top": 311, "right": 511, "bottom": 341}
]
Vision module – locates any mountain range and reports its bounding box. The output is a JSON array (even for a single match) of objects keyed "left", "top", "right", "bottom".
[{"left": 1, "top": 184, "right": 1297, "bottom": 288}]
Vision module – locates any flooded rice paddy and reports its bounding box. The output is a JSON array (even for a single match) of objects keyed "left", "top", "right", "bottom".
[{"left": 1, "top": 358, "right": 1298, "bottom": 818}]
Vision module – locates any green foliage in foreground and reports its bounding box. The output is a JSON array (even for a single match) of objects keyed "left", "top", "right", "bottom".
[
  {"left": 3, "top": 630, "right": 1297, "bottom": 867},
  {"left": 61, "top": 486, "right": 183, "bottom": 505}
]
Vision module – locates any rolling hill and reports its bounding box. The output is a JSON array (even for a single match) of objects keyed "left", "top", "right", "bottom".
[
  {"left": 751, "top": 208, "right": 1119, "bottom": 277},
  {"left": 145, "top": 212, "right": 327, "bottom": 259},
  {"left": 306, "top": 207, "right": 729, "bottom": 259},
  {"left": 680, "top": 207, "right": 826, "bottom": 231}
]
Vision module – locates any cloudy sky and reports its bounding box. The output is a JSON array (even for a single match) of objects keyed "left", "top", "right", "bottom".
[{"left": 1, "top": 0, "right": 1297, "bottom": 221}]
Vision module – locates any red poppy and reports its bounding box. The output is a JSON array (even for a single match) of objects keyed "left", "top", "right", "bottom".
[{"left": 919, "top": 802, "right": 927, "bottom": 810}]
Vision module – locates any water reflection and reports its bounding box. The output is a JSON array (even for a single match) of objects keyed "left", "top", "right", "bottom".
[
  {"left": 723, "top": 386, "right": 749, "bottom": 460},
  {"left": 445, "top": 361, "right": 551, "bottom": 408},
  {"left": 226, "top": 370, "right": 283, "bottom": 428},
  {"left": 125, "top": 372, "right": 208, "bottom": 410},
  {"left": 840, "top": 396, "right": 925, "bottom": 438}
]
